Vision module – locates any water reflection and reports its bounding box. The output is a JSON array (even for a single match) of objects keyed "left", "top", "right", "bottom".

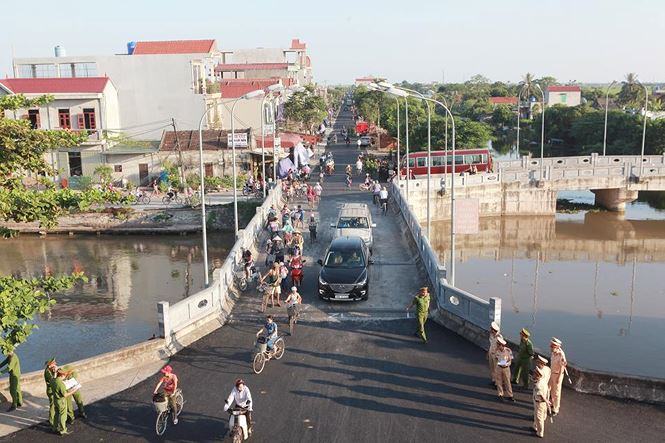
[
  {"left": 429, "top": 212, "right": 665, "bottom": 378},
  {"left": 0, "top": 233, "right": 234, "bottom": 372}
]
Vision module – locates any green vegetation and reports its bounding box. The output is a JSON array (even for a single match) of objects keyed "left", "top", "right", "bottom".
[
  {"left": 93, "top": 165, "right": 113, "bottom": 186},
  {"left": 284, "top": 84, "right": 327, "bottom": 133}
]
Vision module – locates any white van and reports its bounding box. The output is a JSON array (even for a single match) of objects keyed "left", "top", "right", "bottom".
[{"left": 331, "top": 203, "right": 376, "bottom": 251}]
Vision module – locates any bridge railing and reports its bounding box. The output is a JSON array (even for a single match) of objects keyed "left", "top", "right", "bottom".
[
  {"left": 499, "top": 153, "right": 665, "bottom": 175},
  {"left": 391, "top": 181, "right": 500, "bottom": 328},
  {"left": 158, "top": 185, "right": 283, "bottom": 341}
]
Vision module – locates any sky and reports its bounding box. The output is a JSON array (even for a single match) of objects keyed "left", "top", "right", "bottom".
[{"left": 1, "top": 0, "right": 664, "bottom": 85}]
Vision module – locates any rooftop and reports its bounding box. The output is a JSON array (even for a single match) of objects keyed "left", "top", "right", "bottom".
[
  {"left": 219, "top": 78, "right": 293, "bottom": 98},
  {"left": 489, "top": 96, "right": 518, "bottom": 105},
  {"left": 132, "top": 39, "right": 216, "bottom": 55},
  {"left": 0, "top": 77, "right": 111, "bottom": 94},
  {"left": 160, "top": 129, "right": 251, "bottom": 151},
  {"left": 215, "top": 63, "right": 289, "bottom": 72},
  {"left": 290, "top": 39, "right": 307, "bottom": 50},
  {"left": 547, "top": 85, "right": 581, "bottom": 92}
]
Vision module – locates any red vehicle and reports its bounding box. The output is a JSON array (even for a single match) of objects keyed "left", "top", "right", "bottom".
[
  {"left": 355, "top": 121, "right": 369, "bottom": 135},
  {"left": 400, "top": 148, "right": 493, "bottom": 177}
]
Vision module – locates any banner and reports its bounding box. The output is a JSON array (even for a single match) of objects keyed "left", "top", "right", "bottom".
[{"left": 227, "top": 132, "right": 248, "bottom": 148}]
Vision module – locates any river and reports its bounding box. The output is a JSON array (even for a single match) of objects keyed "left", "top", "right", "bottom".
[
  {"left": 0, "top": 233, "right": 234, "bottom": 373},
  {"left": 428, "top": 192, "right": 665, "bottom": 379}
]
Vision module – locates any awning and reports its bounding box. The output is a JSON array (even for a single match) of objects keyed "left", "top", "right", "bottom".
[{"left": 256, "top": 132, "right": 303, "bottom": 149}]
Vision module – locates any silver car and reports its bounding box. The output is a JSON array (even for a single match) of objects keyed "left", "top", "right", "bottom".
[{"left": 331, "top": 203, "right": 376, "bottom": 251}]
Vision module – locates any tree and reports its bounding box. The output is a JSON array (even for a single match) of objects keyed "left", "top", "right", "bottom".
[
  {"left": 617, "top": 73, "right": 646, "bottom": 110},
  {"left": 93, "top": 165, "right": 113, "bottom": 186},
  {"left": 283, "top": 85, "right": 327, "bottom": 133},
  {"left": 0, "top": 273, "right": 86, "bottom": 353}
]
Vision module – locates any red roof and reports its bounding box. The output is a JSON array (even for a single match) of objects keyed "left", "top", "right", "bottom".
[
  {"left": 0, "top": 77, "right": 110, "bottom": 94},
  {"left": 219, "top": 78, "right": 294, "bottom": 98},
  {"left": 132, "top": 39, "right": 216, "bottom": 55},
  {"left": 216, "top": 63, "right": 289, "bottom": 72},
  {"left": 489, "top": 96, "right": 518, "bottom": 105},
  {"left": 290, "top": 39, "right": 306, "bottom": 50},
  {"left": 547, "top": 85, "right": 581, "bottom": 92}
]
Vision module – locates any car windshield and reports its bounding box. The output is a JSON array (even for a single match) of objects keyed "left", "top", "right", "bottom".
[
  {"left": 324, "top": 249, "right": 365, "bottom": 268},
  {"left": 337, "top": 216, "right": 369, "bottom": 229}
]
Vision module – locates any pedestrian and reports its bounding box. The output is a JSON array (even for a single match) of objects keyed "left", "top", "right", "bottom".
[
  {"left": 0, "top": 351, "right": 22, "bottom": 411},
  {"left": 356, "top": 158, "right": 363, "bottom": 176},
  {"left": 308, "top": 214, "right": 318, "bottom": 243},
  {"left": 285, "top": 286, "right": 302, "bottom": 335},
  {"left": 60, "top": 364, "right": 87, "bottom": 419},
  {"left": 259, "top": 263, "right": 281, "bottom": 311},
  {"left": 295, "top": 205, "right": 305, "bottom": 228},
  {"left": 495, "top": 336, "right": 515, "bottom": 402},
  {"left": 406, "top": 287, "right": 430, "bottom": 343},
  {"left": 52, "top": 369, "right": 80, "bottom": 435},
  {"left": 279, "top": 261, "right": 289, "bottom": 301},
  {"left": 488, "top": 322, "right": 500, "bottom": 386},
  {"left": 512, "top": 328, "right": 534, "bottom": 389},
  {"left": 44, "top": 359, "right": 58, "bottom": 431},
  {"left": 345, "top": 164, "right": 352, "bottom": 176},
  {"left": 531, "top": 366, "right": 551, "bottom": 438},
  {"left": 314, "top": 182, "right": 323, "bottom": 203},
  {"left": 345, "top": 173, "right": 352, "bottom": 188},
  {"left": 306, "top": 185, "right": 315, "bottom": 208},
  {"left": 548, "top": 337, "right": 567, "bottom": 416}
]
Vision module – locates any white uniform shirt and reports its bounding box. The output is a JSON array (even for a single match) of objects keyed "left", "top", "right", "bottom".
[
  {"left": 551, "top": 349, "right": 567, "bottom": 374},
  {"left": 496, "top": 347, "right": 513, "bottom": 367},
  {"left": 224, "top": 386, "right": 253, "bottom": 411},
  {"left": 533, "top": 377, "right": 549, "bottom": 402},
  {"left": 488, "top": 332, "right": 499, "bottom": 356},
  {"left": 379, "top": 189, "right": 388, "bottom": 199}
]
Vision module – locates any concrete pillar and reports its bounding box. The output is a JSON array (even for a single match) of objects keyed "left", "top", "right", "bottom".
[
  {"left": 592, "top": 188, "right": 639, "bottom": 211},
  {"left": 157, "top": 301, "right": 171, "bottom": 340},
  {"left": 489, "top": 297, "right": 502, "bottom": 327}
]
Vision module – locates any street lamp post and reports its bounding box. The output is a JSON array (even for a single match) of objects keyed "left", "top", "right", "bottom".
[
  {"left": 231, "top": 89, "right": 266, "bottom": 238},
  {"left": 534, "top": 84, "right": 546, "bottom": 181},
  {"left": 603, "top": 80, "right": 617, "bottom": 156},
  {"left": 638, "top": 82, "right": 649, "bottom": 176},
  {"left": 197, "top": 106, "right": 214, "bottom": 286},
  {"left": 261, "top": 84, "right": 285, "bottom": 198}
]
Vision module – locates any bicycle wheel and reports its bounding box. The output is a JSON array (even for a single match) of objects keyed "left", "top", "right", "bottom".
[
  {"left": 273, "top": 338, "right": 285, "bottom": 360},
  {"left": 174, "top": 195, "right": 183, "bottom": 204},
  {"left": 252, "top": 352, "right": 266, "bottom": 374},
  {"left": 238, "top": 276, "right": 248, "bottom": 292},
  {"left": 155, "top": 411, "right": 169, "bottom": 436},
  {"left": 161, "top": 196, "right": 170, "bottom": 204},
  {"left": 174, "top": 391, "right": 184, "bottom": 417},
  {"left": 144, "top": 195, "right": 151, "bottom": 205}
]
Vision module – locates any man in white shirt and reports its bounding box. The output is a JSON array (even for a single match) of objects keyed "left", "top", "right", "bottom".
[
  {"left": 372, "top": 181, "right": 382, "bottom": 205},
  {"left": 355, "top": 158, "right": 363, "bottom": 176},
  {"left": 224, "top": 379, "right": 253, "bottom": 434}
]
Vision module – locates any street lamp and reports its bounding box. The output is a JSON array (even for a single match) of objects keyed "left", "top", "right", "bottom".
[
  {"left": 534, "top": 83, "right": 546, "bottom": 181},
  {"left": 603, "top": 80, "right": 617, "bottom": 156},
  {"left": 368, "top": 82, "right": 401, "bottom": 185},
  {"left": 197, "top": 105, "right": 215, "bottom": 286},
  {"left": 377, "top": 82, "right": 411, "bottom": 200},
  {"left": 231, "top": 89, "right": 266, "bottom": 237},
  {"left": 262, "top": 84, "right": 284, "bottom": 197},
  {"left": 637, "top": 81, "right": 649, "bottom": 176}
]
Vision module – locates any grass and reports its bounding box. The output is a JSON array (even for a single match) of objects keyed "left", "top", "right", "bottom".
[{"left": 556, "top": 199, "right": 604, "bottom": 213}]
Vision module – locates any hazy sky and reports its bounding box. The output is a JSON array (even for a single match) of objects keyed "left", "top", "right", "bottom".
[{"left": 2, "top": 0, "right": 663, "bottom": 85}]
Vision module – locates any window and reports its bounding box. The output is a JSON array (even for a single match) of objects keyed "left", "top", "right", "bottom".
[
  {"left": 34, "top": 64, "right": 57, "bottom": 78},
  {"left": 447, "top": 155, "right": 464, "bottom": 165},
  {"left": 17, "top": 65, "right": 33, "bottom": 78},
  {"left": 560, "top": 93, "right": 567, "bottom": 103},
  {"left": 432, "top": 156, "right": 444, "bottom": 167},
  {"left": 58, "top": 109, "right": 71, "bottom": 129},
  {"left": 73, "top": 63, "right": 97, "bottom": 77},
  {"left": 465, "top": 154, "right": 483, "bottom": 164},
  {"left": 416, "top": 157, "right": 427, "bottom": 167},
  {"left": 336, "top": 217, "right": 369, "bottom": 229},
  {"left": 28, "top": 109, "right": 41, "bottom": 129},
  {"left": 408, "top": 158, "right": 415, "bottom": 167},
  {"left": 83, "top": 108, "right": 96, "bottom": 130},
  {"left": 68, "top": 152, "right": 82, "bottom": 176},
  {"left": 204, "top": 162, "right": 214, "bottom": 177},
  {"left": 114, "top": 165, "right": 122, "bottom": 173},
  {"left": 59, "top": 63, "right": 75, "bottom": 78}
]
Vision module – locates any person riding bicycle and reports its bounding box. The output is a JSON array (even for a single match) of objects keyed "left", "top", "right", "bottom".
[
  {"left": 166, "top": 186, "right": 177, "bottom": 200},
  {"left": 223, "top": 379, "right": 253, "bottom": 435},
  {"left": 256, "top": 315, "right": 278, "bottom": 352},
  {"left": 242, "top": 249, "right": 254, "bottom": 280},
  {"left": 153, "top": 365, "right": 179, "bottom": 425},
  {"left": 372, "top": 181, "right": 382, "bottom": 204}
]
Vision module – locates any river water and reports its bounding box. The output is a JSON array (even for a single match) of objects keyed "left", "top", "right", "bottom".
[
  {"left": 0, "top": 233, "right": 234, "bottom": 373},
  {"left": 429, "top": 193, "right": 665, "bottom": 379}
]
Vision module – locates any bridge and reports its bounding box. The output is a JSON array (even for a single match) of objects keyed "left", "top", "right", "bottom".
[
  {"left": 405, "top": 153, "right": 665, "bottom": 221},
  {"left": 5, "top": 110, "right": 665, "bottom": 442}
]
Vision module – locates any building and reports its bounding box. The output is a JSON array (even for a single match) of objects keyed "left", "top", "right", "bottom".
[
  {"left": 11, "top": 40, "right": 224, "bottom": 139},
  {"left": 355, "top": 76, "right": 382, "bottom": 87},
  {"left": 489, "top": 96, "right": 518, "bottom": 107},
  {"left": 545, "top": 85, "right": 582, "bottom": 107}
]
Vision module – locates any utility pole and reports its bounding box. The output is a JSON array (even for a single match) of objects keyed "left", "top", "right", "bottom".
[{"left": 171, "top": 118, "right": 186, "bottom": 186}]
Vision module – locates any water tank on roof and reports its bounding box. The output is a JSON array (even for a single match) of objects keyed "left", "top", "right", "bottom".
[
  {"left": 127, "top": 41, "right": 136, "bottom": 55},
  {"left": 54, "top": 45, "right": 66, "bottom": 57}
]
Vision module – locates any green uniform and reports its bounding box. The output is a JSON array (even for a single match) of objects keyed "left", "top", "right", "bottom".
[
  {"left": 44, "top": 366, "right": 57, "bottom": 429},
  {"left": 513, "top": 338, "right": 534, "bottom": 388},
  {"left": 0, "top": 353, "right": 22, "bottom": 408},
  {"left": 52, "top": 377, "right": 69, "bottom": 434},
  {"left": 413, "top": 293, "right": 431, "bottom": 342},
  {"left": 61, "top": 365, "right": 85, "bottom": 418}
]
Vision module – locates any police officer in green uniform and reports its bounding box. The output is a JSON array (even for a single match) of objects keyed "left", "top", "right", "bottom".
[
  {"left": 44, "top": 359, "right": 58, "bottom": 430},
  {"left": 60, "top": 364, "right": 86, "bottom": 419},
  {"left": 52, "top": 368, "right": 79, "bottom": 435},
  {"left": 406, "top": 287, "right": 431, "bottom": 343},
  {"left": 512, "top": 328, "right": 534, "bottom": 389},
  {"left": 0, "top": 351, "right": 22, "bottom": 412}
]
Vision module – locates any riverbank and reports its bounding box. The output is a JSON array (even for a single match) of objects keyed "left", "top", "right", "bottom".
[{"left": 0, "top": 201, "right": 261, "bottom": 235}]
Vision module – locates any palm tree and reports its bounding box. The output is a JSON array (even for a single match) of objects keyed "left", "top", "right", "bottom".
[
  {"left": 519, "top": 73, "right": 539, "bottom": 119},
  {"left": 618, "top": 72, "right": 644, "bottom": 110}
]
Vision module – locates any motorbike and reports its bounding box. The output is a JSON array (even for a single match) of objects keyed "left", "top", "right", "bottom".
[{"left": 228, "top": 407, "right": 250, "bottom": 442}]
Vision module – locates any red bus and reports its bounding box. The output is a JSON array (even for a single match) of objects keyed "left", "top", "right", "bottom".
[{"left": 400, "top": 148, "right": 493, "bottom": 177}]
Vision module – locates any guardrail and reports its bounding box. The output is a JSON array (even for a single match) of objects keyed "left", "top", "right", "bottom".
[
  {"left": 157, "top": 184, "right": 283, "bottom": 341},
  {"left": 390, "top": 181, "right": 500, "bottom": 328}
]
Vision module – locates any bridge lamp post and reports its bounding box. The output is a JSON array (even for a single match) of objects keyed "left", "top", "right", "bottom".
[
  {"left": 637, "top": 82, "right": 649, "bottom": 177},
  {"left": 377, "top": 82, "right": 411, "bottom": 201},
  {"left": 534, "top": 83, "right": 546, "bottom": 181},
  {"left": 368, "top": 83, "right": 401, "bottom": 185},
  {"left": 603, "top": 80, "right": 617, "bottom": 156},
  {"left": 231, "top": 89, "right": 266, "bottom": 238},
  {"left": 261, "top": 84, "right": 284, "bottom": 198},
  {"left": 515, "top": 84, "right": 528, "bottom": 158},
  {"left": 197, "top": 105, "right": 215, "bottom": 286}
]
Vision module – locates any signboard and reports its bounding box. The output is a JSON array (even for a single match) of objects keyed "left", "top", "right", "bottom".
[
  {"left": 454, "top": 198, "right": 479, "bottom": 235},
  {"left": 227, "top": 132, "right": 248, "bottom": 148}
]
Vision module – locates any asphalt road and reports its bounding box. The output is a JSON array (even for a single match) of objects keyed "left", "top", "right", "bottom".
[{"left": 5, "top": 110, "right": 665, "bottom": 442}]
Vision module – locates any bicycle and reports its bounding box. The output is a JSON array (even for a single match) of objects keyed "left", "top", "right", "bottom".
[
  {"left": 153, "top": 389, "right": 184, "bottom": 436},
  {"left": 133, "top": 193, "right": 151, "bottom": 205},
  {"left": 380, "top": 198, "right": 388, "bottom": 216},
  {"left": 252, "top": 335, "right": 285, "bottom": 374},
  {"left": 235, "top": 261, "right": 259, "bottom": 292},
  {"left": 162, "top": 193, "right": 183, "bottom": 205},
  {"left": 359, "top": 183, "right": 371, "bottom": 191},
  {"left": 184, "top": 193, "right": 201, "bottom": 207}
]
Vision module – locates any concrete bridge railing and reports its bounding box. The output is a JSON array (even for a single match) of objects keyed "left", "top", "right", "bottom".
[
  {"left": 158, "top": 185, "right": 283, "bottom": 343},
  {"left": 390, "top": 180, "right": 501, "bottom": 339}
]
